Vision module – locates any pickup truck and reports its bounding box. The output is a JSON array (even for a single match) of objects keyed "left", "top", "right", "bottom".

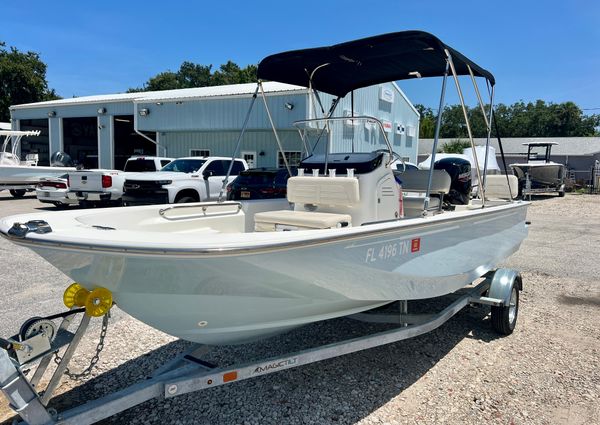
[
  {"left": 122, "top": 156, "right": 248, "bottom": 205},
  {"left": 67, "top": 156, "right": 174, "bottom": 206}
]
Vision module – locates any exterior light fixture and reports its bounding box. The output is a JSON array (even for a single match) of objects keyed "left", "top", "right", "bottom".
[
  {"left": 97, "top": 107, "right": 107, "bottom": 114},
  {"left": 47, "top": 111, "right": 56, "bottom": 117},
  {"left": 138, "top": 108, "right": 150, "bottom": 116},
  {"left": 284, "top": 102, "right": 294, "bottom": 110}
]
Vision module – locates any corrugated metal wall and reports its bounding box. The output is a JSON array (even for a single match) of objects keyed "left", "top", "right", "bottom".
[
  {"left": 160, "top": 130, "right": 304, "bottom": 168},
  {"left": 136, "top": 93, "right": 308, "bottom": 132},
  {"left": 317, "top": 82, "right": 419, "bottom": 162}
]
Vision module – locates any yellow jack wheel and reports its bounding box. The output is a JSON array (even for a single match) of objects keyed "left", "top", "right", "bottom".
[
  {"left": 85, "top": 287, "right": 113, "bottom": 317},
  {"left": 63, "top": 283, "right": 90, "bottom": 309},
  {"left": 63, "top": 283, "right": 113, "bottom": 317}
]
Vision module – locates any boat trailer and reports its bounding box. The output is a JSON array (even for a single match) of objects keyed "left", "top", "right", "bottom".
[{"left": 0, "top": 269, "right": 522, "bottom": 425}]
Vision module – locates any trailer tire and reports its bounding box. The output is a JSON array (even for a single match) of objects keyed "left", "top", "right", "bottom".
[
  {"left": 9, "top": 189, "right": 26, "bottom": 198},
  {"left": 491, "top": 285, "right": 519, "bottom": 335}
]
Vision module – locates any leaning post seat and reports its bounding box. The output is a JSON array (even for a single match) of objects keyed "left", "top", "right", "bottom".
[
  {"left": 254, "top": 175, "right": 359, "bottom": 231},
  {"left": 396, "top": 168, "right": 452, "bottom": 217}
]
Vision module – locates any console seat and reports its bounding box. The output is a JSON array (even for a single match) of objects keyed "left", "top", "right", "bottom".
[{"left": 254, "top": 210, "right": 351, "bottom": 231}]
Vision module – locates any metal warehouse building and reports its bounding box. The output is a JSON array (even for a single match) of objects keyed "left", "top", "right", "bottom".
[{"left": 9, "top": 82, "right": 419, "bottom": 170}]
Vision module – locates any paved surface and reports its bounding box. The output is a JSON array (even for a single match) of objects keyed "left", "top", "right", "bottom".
[{"left": 0, "top": 192, "right": 598, "bottom": 424}]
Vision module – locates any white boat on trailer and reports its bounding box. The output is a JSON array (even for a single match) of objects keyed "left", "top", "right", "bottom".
[
  {"left": 0, "top": 130, "right": 76, "bottom": 198},
  {"left": 0, "top": 31, "right": 529, "bottom": 424},
  {"left": 510, "top": 142, "right": 566, "bottom": 198}
]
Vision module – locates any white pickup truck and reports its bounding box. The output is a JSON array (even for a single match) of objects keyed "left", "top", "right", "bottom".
[
  {"left": 67, "top": 156, "right": 174, "bottom": 206},
  {"left": 122, "top": 156, "right": 248, "bottom": 205}
]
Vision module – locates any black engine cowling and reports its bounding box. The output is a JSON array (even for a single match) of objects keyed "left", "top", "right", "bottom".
[
  {"left": 50, "top": 151, "right": 74, "bottom": 167},
  {"left": 434, "top": 157, "right": 471, "bottom": 205}
]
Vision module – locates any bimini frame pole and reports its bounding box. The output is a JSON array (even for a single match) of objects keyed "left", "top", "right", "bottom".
[
  {"left": 259, "top": 81, "right": 292, "bottom": 176},
  {"left": 218, "top": 84, "right": 260, "bottom": 202},
  {"left": 446, "top": 50, "right": 485, "bottom": 207},
  {"left": 423, "top": 62, "right": 449, "bottom": 214},
  {"left": 467, "top": 65, "right": 495, "bottom": 194}
]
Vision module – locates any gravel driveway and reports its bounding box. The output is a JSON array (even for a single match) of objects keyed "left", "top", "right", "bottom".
[{"left": 0, "top": 192, "right": 598, "bottom": 424}]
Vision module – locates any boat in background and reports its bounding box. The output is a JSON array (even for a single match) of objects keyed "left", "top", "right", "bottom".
[
  {"left": 0, "top": 31, "right": 529, "bottom": 345},
  {"left": 510, "top": 142, "right": 565, "bottom": 197},
  {"left": 0, "top": 130, "right": 76, "bottom": 198}
]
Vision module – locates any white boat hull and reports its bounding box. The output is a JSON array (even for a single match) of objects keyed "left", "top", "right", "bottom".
[
  {"left": 0, "top": 165, "right": 75, "bottom": 187},
  {"left": 510, "top": 162, "right": 565, "bottom": 191},
  {"left": 0, "top": 202, "right": 528, "bottom": 345}
]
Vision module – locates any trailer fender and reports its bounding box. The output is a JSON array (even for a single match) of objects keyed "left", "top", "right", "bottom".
[{"left": 488, "top": 268, "right": 522, "bottom": 306}]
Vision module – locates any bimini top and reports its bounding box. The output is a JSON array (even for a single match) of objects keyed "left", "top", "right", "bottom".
[{"left": 257, "top": 31, "right": 495, "bottom": 98}]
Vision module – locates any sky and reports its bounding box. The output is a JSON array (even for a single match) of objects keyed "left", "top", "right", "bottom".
[{"left": 2, "top": 0, "right": 599, "bottom": 112}]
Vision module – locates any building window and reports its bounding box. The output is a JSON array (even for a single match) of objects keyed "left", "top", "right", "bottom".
[
  {"left": 190, "top": 149, "right": 210, "bottom": 157},
  {"left": 277, "top": 151, "right": 302, "bottom": 168}
]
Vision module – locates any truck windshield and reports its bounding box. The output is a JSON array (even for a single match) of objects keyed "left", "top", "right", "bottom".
[
  {"left": 161, "top": 159, "right": 206, "bottom": 173},
  {"left": 124, "top": 159, "right": 158, "bottom": 172}
]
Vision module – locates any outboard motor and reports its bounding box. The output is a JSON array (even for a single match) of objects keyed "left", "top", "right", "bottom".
[
  {"left": 50, "top": 151, "right": 74, "bottom": 167},
  {"left": 434, "top": 157, "right": 471, "bottom": 205}
]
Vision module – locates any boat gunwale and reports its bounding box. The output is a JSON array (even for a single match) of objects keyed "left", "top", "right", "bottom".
[{"left": 0, "top": 201, "right": 529, "bottom": 258}]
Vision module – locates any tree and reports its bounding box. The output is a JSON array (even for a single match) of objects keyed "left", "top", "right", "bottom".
[
  {"left": 441, "top": 139, "right": 471, "bottom": 153},
  {"left": 0, "top": 42, "right": 60, "bottom": 121},
  {"left": 414, "top": 104, "right": 436, "bottom": 138},
  {"left": 428, "top": 100, "right": 599, "bottom": 138},
  {"left": 129, "top": 60, "right": 257, "bottom": 92}
]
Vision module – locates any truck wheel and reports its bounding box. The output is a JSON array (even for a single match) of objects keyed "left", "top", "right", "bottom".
[
  {"left": 558, "top": 190, "right": 565, "bottom": 197},
  {"left": 176, "top": 196, "right": 196, "bottom": 203},
  {"left": 9, "top": 189, "right": 26, "bottom": 198}
]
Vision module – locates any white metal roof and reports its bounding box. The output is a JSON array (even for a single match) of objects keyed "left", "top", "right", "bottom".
[
  {"left": 136, "top": 82, "right": 306, "bottom": 103},
  {"left": 10, "top": 82, "right": 308, "bottom": 110}
]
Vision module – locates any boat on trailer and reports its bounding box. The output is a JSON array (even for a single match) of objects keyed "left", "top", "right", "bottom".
[
  {"left": 0, "top": 31, "right": 528, "bottom": 347},
  {"left": 510, "top": 142, "right": 566, "bottom": 197},
  {"left": 0, "top": 30, "right": 530, "bottom": 425},
  {"left": 0, "top": 130, "right": 76, "bottom": 197}
]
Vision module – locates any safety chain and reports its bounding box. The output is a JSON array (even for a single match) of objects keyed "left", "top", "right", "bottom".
[{"left": 54, "top": 312, "right": 110, "bottom": 380}]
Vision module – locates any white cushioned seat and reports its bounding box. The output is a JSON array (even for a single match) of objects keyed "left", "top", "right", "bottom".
[
  {"left": 254, "top": 210, "right": 352, "bottom": 231},
  {"left": 396, "top": 169, "right": 451, "bottom": 193}
]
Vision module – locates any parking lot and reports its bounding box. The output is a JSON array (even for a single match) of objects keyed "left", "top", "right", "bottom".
[{"left": 1, "top": 191, "right": 599, "bottom": 424}]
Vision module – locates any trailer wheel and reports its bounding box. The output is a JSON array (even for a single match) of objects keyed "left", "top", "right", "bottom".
[
  {"left": 491, "top": 285, "right": 519, "bottom": 335},
  {"left": 9, "top": 189, "right": 26, "bottom": 198}
]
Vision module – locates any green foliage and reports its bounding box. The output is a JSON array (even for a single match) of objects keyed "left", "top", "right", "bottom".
[
  {"left": 434, "top": 100, "right": 599, "bottom": 138},
  {"left": 415, "top": 104, "right": 436, "bottom": 138},
  {"left": 0, "top": 41, "right": 60, "bottom": 121},
  {"left": 441, "top": 139, "right": 471, "bottom": 153},
  {"left": 128, "top": 60, "right": 257, "bottom": 92}
]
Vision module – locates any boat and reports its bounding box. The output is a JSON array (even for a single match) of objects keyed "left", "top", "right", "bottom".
[
  {"left": 0, "top": 130, "right": 76, "bottom": 197},
  {"left": 510, "top": 142, "right": 566, "bottom": 197},
  {"left": 0, "top": 31, "right": 529, "bottom": 346}
]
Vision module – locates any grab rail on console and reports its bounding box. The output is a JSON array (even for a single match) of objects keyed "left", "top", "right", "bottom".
[{"left": 158, "top": 202, "right": 242, "bottom": 220}]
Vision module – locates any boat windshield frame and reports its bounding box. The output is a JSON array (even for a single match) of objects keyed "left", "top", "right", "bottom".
[
  {"left": 526, "top": 144, "right": 554, "bottom": 163},
  {"left": 292, "top": 115, "right": 397, "bottom": 169}
]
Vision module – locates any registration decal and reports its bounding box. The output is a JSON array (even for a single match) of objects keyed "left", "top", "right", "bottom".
[
  {"left": 364, "top": 237, "right": 422, "bottom": 263},
  {"left": 411, "top": 238, "right": 420, "bottom": 252}
]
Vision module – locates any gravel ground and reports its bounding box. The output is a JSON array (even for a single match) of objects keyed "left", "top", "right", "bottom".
[{"left": 0, "top": 191, "right": 598, "bottom": 424}]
